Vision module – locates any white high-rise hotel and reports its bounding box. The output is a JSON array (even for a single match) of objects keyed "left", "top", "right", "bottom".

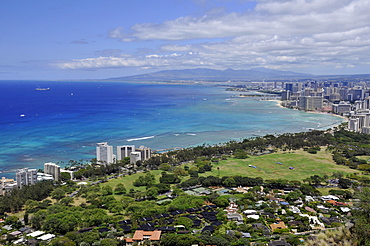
[
  {"left": 16, "top": 168, "right": 37, "bottom": 188},
  {"left": 98, "top": 143, "right": 151, "bottom": 165},
  {"left": 96, "top": 142, "right": 115, "bottom": 164},
  {"left": 44, "top": 162, "right": 61, "bottom": 181},
  {"left": 117, "top": 145, "right": 135, "bottom": 160}
]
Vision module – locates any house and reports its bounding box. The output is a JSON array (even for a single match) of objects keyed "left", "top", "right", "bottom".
[
  {"left": 268, "top": 239, "right": 292, "bottom": 246},
  {"left": 202, "top": 225, "right": 215, "bottom": 233},
  {"left": 269, "top": 219, "right": 288, "bottom": 232},
  {"left": 304, "top": 207, "right": 317, "bottom": 214},
  {"left": 289, "top": 206, "right": 301, "bottom": 214},
  {"left": 252, "top": 223, "right": 271, "bottom": 236},
  {"left": 124, "top": 230, "right": 161, "bottom": 245},
  {"left": 247, "top": 214, "right": 260, "bottom": 220},
  {"left": 120, "top": 225, "right": 132, "bottom": 233},
  {"left": 340, "top": 207, "right": 351, "bottom": 213},
  {"left": 326, "top": 200, "right": 347, "bottom": 206},
  {"left": 305, "top": 196, "right": 315, "bottom": 202},
  {"left": 243, "top": 209, "right": 257, "bottom": 215},
  {"left": 321, "top": 195, "right": 339, "bottom": 201},
  {"left": 288, "top": 220, "right": 303, "bottom": 228},
  {"left": 261, "top": 212, "right": 276, "bottom": 219},
  {"left": 227, "top": 213, "right": 244, "bottom": 223},
  {"left": 225, "top": 202, "right": 238, "bottom": 213}
]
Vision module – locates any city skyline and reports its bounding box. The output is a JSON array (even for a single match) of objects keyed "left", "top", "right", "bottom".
[{"left": 1, "top": 0, "right": 370, "bottom": 80}]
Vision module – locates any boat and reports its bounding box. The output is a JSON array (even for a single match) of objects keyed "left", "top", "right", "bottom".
[{"left": 35, "top": 87, "right": 50, "bottom": 91}]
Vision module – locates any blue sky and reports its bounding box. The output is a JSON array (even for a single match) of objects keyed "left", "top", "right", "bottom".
[{"left": 1, "top": 0, "right": 370, "bottom": 80}]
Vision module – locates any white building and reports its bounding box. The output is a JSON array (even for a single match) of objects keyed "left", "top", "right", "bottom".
[
  {"left": 96, "top": 142, "right": 115, "bottom": 164},
  {"left": 130, "top": 151, "right": 142, "bottom": 165},
  {"left": 137, "top": 145, "right": 152, "bottom": 161},
  {"left": 117, "top": 145, "right": 135, "bottom": 161},
  {"left": 0, "top": 177, "right": 17, "bottom": 195},
  {"left": 37, "top": 173, "right": 54, "bottom": 182},
  {"left": 332, "top": 101, "right": 351, "bottom": 114},
  {"left": 16, "top": 168, "right": 37, "bottom": 188},
  {"left": 298, "top": 96, "right": 323, "bottom": 110},
  {"left": 44, "top": 162, "right": 61, "bottom": 181}
]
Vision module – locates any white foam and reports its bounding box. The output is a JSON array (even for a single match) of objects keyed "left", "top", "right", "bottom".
[{"left": 127, "top": 136, "right": 155, "bottom": 142}]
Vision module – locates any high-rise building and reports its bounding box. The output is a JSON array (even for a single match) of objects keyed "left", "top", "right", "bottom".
[
  {"left": 281, "top": 90, "right": 291, "bottom": 100},
  {"left": 298, "top": 96, "right": 323, "bottom": 110},
  {"left": 332, "top": 101, "right": 351, "bottom": 114},
  {"left": 285, "top": 83, "right": 293, "bottom": 92},
  {"left": 137, "top": 146, "right": 152, "bottom": 161},
  {"left": 16, "top": 168, "right": 37, "bottom": 188},
  {"left": 96, "top": 142, "right": 115, "bottom": 164},
  {"left": 44, "top": 162, "right": 61, "bottom": 181},
  {"left": 117, "top": 145, "right": 135, "bottom": 161}
]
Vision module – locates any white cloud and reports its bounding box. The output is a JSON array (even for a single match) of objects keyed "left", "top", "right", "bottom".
[
  {"left": 57, "top": 0, "right": 370, "bottom": 73},
  {"left": 55, "top": 52, "right": 210, "bottom": 70},
  {"left": 120, "top": 0, "right": 370, "bottom": 41}
]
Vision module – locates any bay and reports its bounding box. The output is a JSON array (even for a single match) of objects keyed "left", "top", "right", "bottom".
[{"left": 0, "top": 80, "right": 344, "bottom": 178}]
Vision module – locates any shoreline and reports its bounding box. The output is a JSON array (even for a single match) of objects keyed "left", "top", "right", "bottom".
[{"left": 266, "top": 99, "right": 348, "bottom": 128}]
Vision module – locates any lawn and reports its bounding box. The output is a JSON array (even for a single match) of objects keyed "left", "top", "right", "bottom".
[
  {"left": 203, "top": 149, "right": 360, "bottom": 181},
  {"left": 101, "top": 170, "right": 164, "bottom": 192},
  {"left": 100, "top": 149, "right": 360, "bottom": 191}
]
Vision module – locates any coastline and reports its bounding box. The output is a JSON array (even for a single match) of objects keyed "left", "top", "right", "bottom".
[{"left": 266, "top": 99, "right": 348, "bottom": 128}]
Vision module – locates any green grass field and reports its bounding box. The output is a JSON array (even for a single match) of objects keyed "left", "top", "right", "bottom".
[
  {"left": 203, "top": 149, "right": 360, "bottom": 181},
  {"left": 101, "top": 170, "right": 164, "bottom": 191},
  {"left": 101, "top": 149, "right": 360, "bottom": 190}
]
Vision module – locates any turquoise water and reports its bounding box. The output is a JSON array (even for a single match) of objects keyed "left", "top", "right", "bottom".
[{"left": 0, "top": 81, "right": 344, "bottom": 178}]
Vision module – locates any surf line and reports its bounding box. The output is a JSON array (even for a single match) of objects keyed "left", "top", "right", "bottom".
[{"left": 127, "top": 136, "right": 155, "bottom": 142}]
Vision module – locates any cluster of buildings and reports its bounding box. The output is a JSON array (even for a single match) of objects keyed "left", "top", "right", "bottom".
[
  {"left": 96, "top": 142, "right": 152, "bottom": 165},
  {"left": 277, "top": 80, "right": 370, "bottom": 134},
  {"left": 0, "top": 162, "right": 62, "bottom": 193},
  {"left": 15, "top": 162, "right": 61, "bottom": 188},
  {"left": 344, "top": 98, "right": 370, "bottom": 133},
  {"left": 1, "top": 142, "right": 153, "bottom": 193},
  {"left": 281, "top": 81, "right": 370, "bottom": 111}
]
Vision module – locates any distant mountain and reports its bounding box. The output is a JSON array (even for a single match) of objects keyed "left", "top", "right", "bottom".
[{"left": 106, "top": 68, "right": 312, "bottom": 82}]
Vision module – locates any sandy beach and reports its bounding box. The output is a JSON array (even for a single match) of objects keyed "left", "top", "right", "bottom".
[{"left": 266, "top": 99, "right": 348, "bottom": 127}]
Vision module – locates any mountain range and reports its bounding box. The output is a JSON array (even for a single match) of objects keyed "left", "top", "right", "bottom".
[{"left": 105, "top": 67, "right": 312, "bottom": 82}]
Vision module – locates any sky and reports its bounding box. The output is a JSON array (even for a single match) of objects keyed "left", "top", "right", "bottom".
[{"left": 1, "top": 0, "right": 370, "bottom": 80}]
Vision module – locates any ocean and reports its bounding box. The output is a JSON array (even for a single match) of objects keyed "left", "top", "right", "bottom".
[{"left": 0, "top": 80, "right": 344, "bottom": 178}]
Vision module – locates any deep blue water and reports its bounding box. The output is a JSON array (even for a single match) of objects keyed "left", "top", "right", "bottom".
[{"left": 0, "top": 80, "right": 344, "bottom": 178}]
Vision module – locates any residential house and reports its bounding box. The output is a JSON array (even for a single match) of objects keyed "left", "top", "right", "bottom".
[
  {"left": 269, "top": 219, "right": 288, "bottom": 232},
  {"left": 123, "top": 230, "right": 161, "bottom": 246}
]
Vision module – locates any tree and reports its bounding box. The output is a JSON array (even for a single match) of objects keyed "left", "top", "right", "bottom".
[
  {"left": 160, "top": 172, "right": 181, "bottom": 184},
  {"left": 175, "top": 217, "right": 193, "bottom": 230},
  {"left": 114, "top": 183, "right": 127, "bottom": 195},
  {"left": 222, "top": 177, "right": 236, "bottom": 187},
  {"left": 49, "top": 236, "right": 76, "bottom": 246},
  {"left": 100, "top": 238, "right": 119, "bottom": 246},
  {"left": 161, "top": 234, "right": 199, "bottom": 246},
  {"left": 352, "top": 187, "right": 370, "bottom": 245},
  {"left": 75, "top": 231, "right": 100, "bottom": 245},
  {"left": 59, "top": 196, "right": 74, "bottom": 206},
  {"left": 234, "top": 149, "right": 248, "bottom": 159},
  {"left": 286, "top": 190, "right": 302, "bottom": 202},
  {"left": 51, "top": 188, "right": 66, "bottom": 200},
  {"left": 61, "top": 172, "right": 72, "bottom": 181},
  {"left": 145, "top": 187, "right": 159, "bottom": 199},
  {"left": 25, "top": 199, "right": 39, "bottom": 213},
  {"left": 338, "top": 178, "right": 352, "bottom": 189},
  {"left": 101, "top": 185, "right": 113, "bottom": 196}
]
